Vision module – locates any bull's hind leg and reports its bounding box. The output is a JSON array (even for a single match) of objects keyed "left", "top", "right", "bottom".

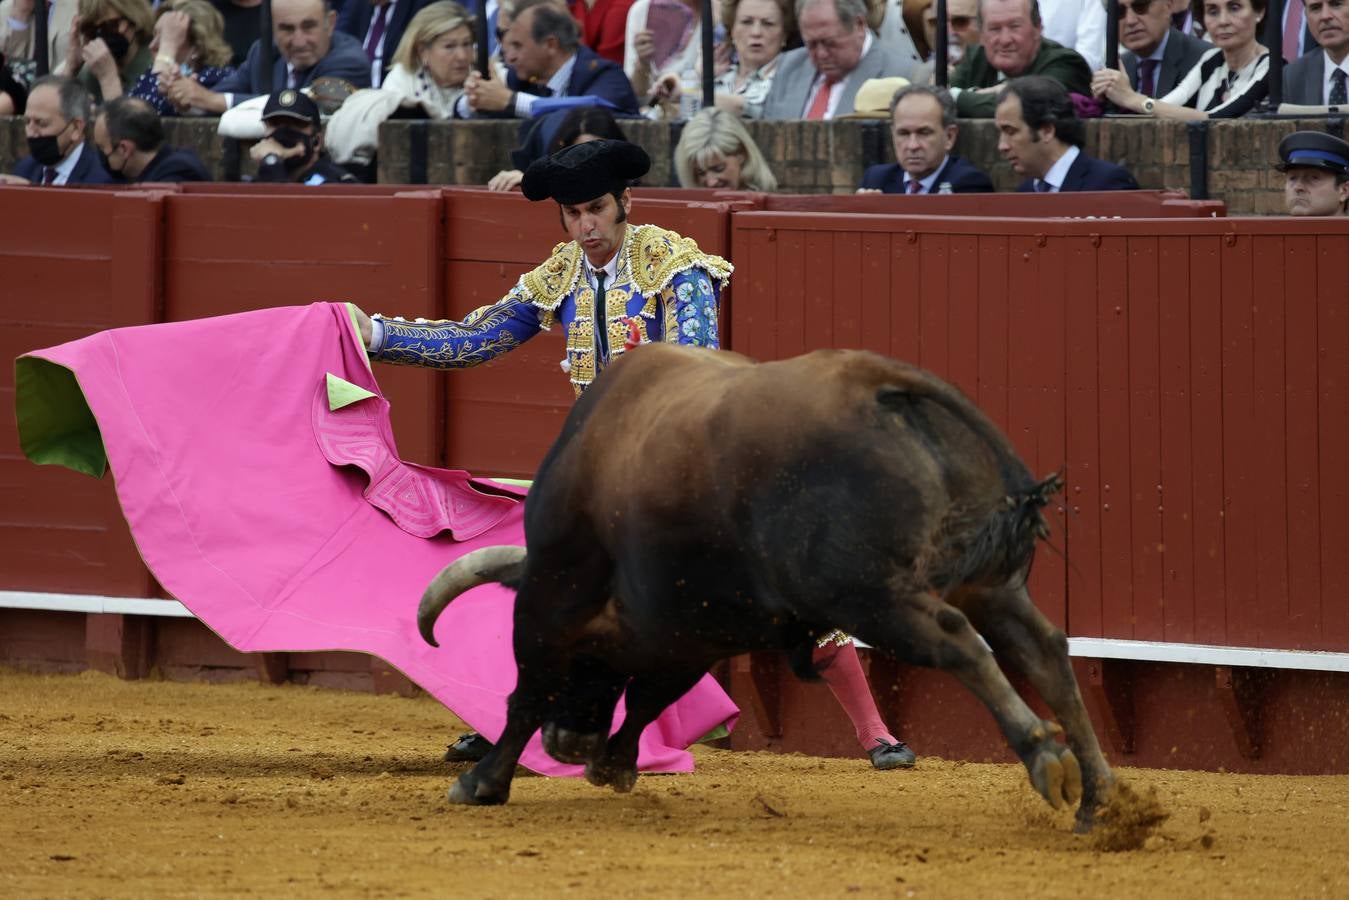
[
  {"left": 958, "top": 584, "right": 1114, "bottom": 831},
  {"left": 583, "top": 668, "right": 707, "bottom": 793},
  {"left": 542, "top": 657, "right": 626, "bottom": 766},
  {"left": 844, "top": 585, "right": 1082, "bottom": 812}
]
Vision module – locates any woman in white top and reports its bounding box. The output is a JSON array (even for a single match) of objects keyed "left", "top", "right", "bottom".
[
  {"left": 1091, "top": 0, "right": 1269, "bottom": 119},
  {"left": 326, "top": 1, "right": 475, "bottom": 168},
  {"left": 713, "top": 0, "right": 791, "bottom": 118}
]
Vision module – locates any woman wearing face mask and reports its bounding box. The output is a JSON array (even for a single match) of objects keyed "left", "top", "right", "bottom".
[
  {"left": 128, "top": 0, "right": 233, "bottom": 116},
  {"left": 62, "top": 0, "right": 154, "bottom": 104},
  {"left": 325, "top": 2, "right": 476, "bottom": 173},
  {"left": 1091, "top": 0, "right": 1269, "bottom": 119},
  {"left": 674, "top": 106, "right": 778, "bottom": 189}
]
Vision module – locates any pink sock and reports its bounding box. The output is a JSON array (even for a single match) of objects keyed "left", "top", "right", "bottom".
[{"left": 814, "top": 642, "right": 898, "bottom": 752}]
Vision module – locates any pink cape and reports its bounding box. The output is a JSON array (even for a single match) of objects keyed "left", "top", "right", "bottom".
[{"left": 16, "top": 302, "right": 738, "bottom": 776}]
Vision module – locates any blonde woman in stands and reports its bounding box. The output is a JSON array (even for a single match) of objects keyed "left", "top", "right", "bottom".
[
  {"left": 130, "top": 0, "right": 235, "bottom": 116},
  {"left": 674, "top": 106, "right": 779, "bottom": 188}
]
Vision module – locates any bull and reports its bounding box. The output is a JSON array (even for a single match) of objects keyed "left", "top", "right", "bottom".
[{"left": 418, "top": 343, "right": 1114, "bottom": 830}]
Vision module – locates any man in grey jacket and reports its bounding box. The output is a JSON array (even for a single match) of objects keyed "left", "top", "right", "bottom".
[
  {"left": 1118, "top": 0, "right": 1211, "bottom": 98},
  {"left": 1282, "top": 0, "right": 1349, "bottom": 105},
  {"left": 761, "top": 0, "right": 918, "bottom": 119}
]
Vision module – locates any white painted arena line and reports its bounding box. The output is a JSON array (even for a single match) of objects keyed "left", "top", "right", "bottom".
[{"left": 4, "top": 591, "right": 1349, "bottom": 672}]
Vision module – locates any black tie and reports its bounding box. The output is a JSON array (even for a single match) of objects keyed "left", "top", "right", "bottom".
[
  {"left": 1035, "top": 179, "right": 1053, "bottom": 193},
  {"left": 594, "top": 270, "right": 608, "bottom": 361},
  {"left": 1330, "top": 69, "right": 1348, "bottom": 107}
]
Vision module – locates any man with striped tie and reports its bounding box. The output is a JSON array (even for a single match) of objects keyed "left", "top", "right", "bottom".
[{"left": 1, "top": 75, "right": 114, "bottom": 186}]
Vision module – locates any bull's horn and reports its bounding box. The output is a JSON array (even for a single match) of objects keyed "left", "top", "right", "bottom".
[{"left": 417, "top": 545, "right": 527, "bottom": 647}]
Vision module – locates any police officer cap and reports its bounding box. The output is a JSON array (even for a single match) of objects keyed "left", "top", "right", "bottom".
[
  {"left": 262, "top": 89, "right": 322, "bottom": 130},
  {"left": 1276, "top": 131, "right": 1349, "bottom": 176},
  {"left": 521, "top": 139, "right": 650, "bottom": 204}
]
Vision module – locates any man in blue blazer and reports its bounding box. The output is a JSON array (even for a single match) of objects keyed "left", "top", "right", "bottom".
[
  {"left": 337, "top": 0, "right": 436, "bottom": 88},
  {"left": 94, "top": 97, "right": 212, "bottom": 183},
  {"left": 171, "top": 0, "right": 371, "bottom": 113},
  {"left": 1282, "top": 0, "right": 1349, "bottom": 105},
  {"left": 996, "top": 76, "right": 1138, "bottom": 193},
  {"left": 859, "top": 85, "right": 993, "bottom": 194},
  {"left": 458, "top": 0, "right": 637, "bottom": 117},
  {"left": 2, "top": 75, "right": 113, "bottom": 187}
]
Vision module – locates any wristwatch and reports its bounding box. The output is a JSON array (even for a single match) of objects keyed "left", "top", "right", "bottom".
[
  {"left": 263, "top": 152, "right": 281, "bottom": 167},
  {"left": 1142, "top": 98, "right": 1155, "bottom": 115}
]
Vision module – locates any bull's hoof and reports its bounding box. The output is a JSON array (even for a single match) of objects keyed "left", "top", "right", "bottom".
[
  {"left": 542, "top": 722, "right": 605, "bottom": 765},
  {"left": 1028, "top": 746, "right": 1082, "bottom": 811},
  {"left": 584, "top": 759, "right": 638, "bottom": 793},
  {"left": 447, "top": 770, "right": 510, "bottom": 806}
]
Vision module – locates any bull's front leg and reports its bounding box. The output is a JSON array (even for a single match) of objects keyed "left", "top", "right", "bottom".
[
  {"left": 847, "top": 587, "right": 1083, "bottom": 814},
  {"left": 584, "top": 668, "right": 707, "bottom": 793},
  {"left": 448, "top": 681, "right": 546, "bottom": 806}
]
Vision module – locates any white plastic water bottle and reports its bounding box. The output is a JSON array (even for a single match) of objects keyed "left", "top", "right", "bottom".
[{"left": 679, "top": 68, "right": 702, "bottom": 120}]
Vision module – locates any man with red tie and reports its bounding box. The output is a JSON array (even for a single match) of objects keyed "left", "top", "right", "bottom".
[
  {"left": 1, "top": 75, "right": 114, "bottom": 186},
  {"left": 858, "top": 84, "right": 994, "bottom": 194}
]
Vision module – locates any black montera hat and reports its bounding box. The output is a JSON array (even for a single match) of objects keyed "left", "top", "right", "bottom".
[
  {"left": 262, "top": 89, "right": 322, "bottom": 130},
  {"left": 1276, "top": 131, "right": 1349, "bottom": 176},
  {"left": 521, "top": 139, "right": 650, "bottom": 204}
]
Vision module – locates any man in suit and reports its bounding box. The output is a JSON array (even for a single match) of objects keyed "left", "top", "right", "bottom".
[
  {"left": 859, "top": 84, "right": 994, "bottom": 193},
  {"left": 172, "top": 0, "right": 371, "bottom": 113},
  {"left": 1278, "top": 130, "right": 1349, "bottom": 215},
  {"left": 461, "top": 0, "right": 638, "bottom": 116},
  {"left": 760, "top": 0, "right": 917, "bottom": 119},
  {"left": 0, "top": 75, "right": 113, "bottom": 186},
  {"left": 1119, "top": 0, "right": 1211, "bottom": 97},
  {"left": 996, "top": 75, "right": 1139, "bottom": 192},
  {"left": 947, "top": 0, "right": 1091, "bottom": 117},
  {"left": 93, "top": 97, "right": 211, "bottom": 183},
  {"left": 338, "top": 0, "right": 435, "bottom": 87},
  {"left": 1283, "top": 0, "right": 1349, "bottom": 105}
]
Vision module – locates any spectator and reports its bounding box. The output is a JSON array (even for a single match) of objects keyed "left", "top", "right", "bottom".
[
  {"left": 908, "top": 0, "right": 979, "bottom": 81},
  {"left": 1116, "top": 0, "right": 1211, "bottom": 98},
  {"left": 0, "top": 49, "right": 28, "bottom": 114},
  {"left": 947, "top": 0, "right": 1090, "bottom": 117},
  {"left": 179, "top": 0, "right": 370, "bottom": 114},
  {"left": 130, "top": 0, "right": 236, "bottom": 116},
  {"left": 713, "top": 0, "right": 792, "bottom": 117},
  {"left": 249, "top": 87, "right": 359, "bottom": 182},
  {"left": 996, "top": 74, "right": 1138, "bottom": 191},
  {"left": 2, "top": 0, "right": 80, "bottom": 74},
  {"left": 210, "top": 0, "right": 263, "bottom": 68},
  {"left": 624, "top": 0, "right": 703, "bottom": 102},
  {"left": 869, "top": 0, "right": 924, "bottom": 68},
  {"left": 62, "top": 0, "right": 155, "bottom": 103},
  {"left": 0, "top": 74, "right": 113, "bottom": 185},
  {"left": 487, "top": 103, "right": 628, "bottom": 190},
  {"left": 1036, "top": 0, "right": 1105, "bottom": 70},
  {"left": 761, "top": 0, "right": 917, "bottom": 119},
  {"left": 93, "top": 95, "right": 211, "bottom": 180},
  {"left": 858, "top": 84, "right": 993, "bottom": 192},
  {"left": 1092, "top": 0, "right": 1269, "bottom": 118},
  {"left": 460, "top": 0, "right": 638, "bottom": 117},
  {"left": 337, "top": 0, "right": 436, "bottom": 88},
  {"left": 674, "top": 105, "right": 778, "bottom": 187},
  {"left": 570, "top": 0, "right": 633, "bottom": 65},
  {"left": 1282, "top": 0, "right": 1349, "bottom": 105},
  {"left": 327, "top": 1, "right": 473, "bottom": 170},
  {"left": 1277, "top": 130, "right": 1349, "bottom": 215}
]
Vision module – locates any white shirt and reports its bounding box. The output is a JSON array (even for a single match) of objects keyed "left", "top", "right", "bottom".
[
  {"left": 905, "top": 154, "right": 950, "bottom": 193},
  {"left": 1036, "top": 144, "right": 1080, "bottom": 193},
  {"left": 801, "top": 31, "right": 874, "bottom": 120},
  {"left": 1322, "top": 51, "right": 1349, "bottom": 105},
  {"left": 1038, "top": 0, "right": 1105, "bottom": 71},
  {"left": 47, "top": 140, "right": 86, "bottom": 185}
]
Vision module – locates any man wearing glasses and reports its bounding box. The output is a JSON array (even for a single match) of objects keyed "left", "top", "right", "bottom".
[{"left": 1117, "top": 0, "right": 1210, "bottom": 97}]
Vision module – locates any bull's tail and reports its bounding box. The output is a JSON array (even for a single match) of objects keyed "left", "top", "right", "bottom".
[
  {"left": 417, "top": 546, "right": 527, "bottom": 647},
  {"left": 932, "top": 472, "right": 1064, "bottom": 593}
]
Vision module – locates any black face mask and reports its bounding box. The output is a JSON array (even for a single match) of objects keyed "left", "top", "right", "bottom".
[
  {"left": 269, "top": 126, "right": 315, "bottom": 173},
  {"left": 97, "top": 146, "right": 126, "bottom": 178},
  {"left": 27, "top": 131, "right": 66, "bottom": 166},
  {"left": 97, "top": 26, "right": 131, "bottom": 63}
]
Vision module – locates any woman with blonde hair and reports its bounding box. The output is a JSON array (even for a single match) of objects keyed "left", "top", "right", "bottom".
[
  {"left": 62, "top": 0, "right": 154, "bottom": 102},
  {"left": 130, "top": 0, "right": 234, "bottom": 116},
  {"left": 326, "top": 1, "right": 475, "bottom": 169},
  {"left": 674, "top": 106, "right": 777, "bottom": 190}
]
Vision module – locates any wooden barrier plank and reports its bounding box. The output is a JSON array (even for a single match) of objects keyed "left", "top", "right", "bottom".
[
  {"left": 1125, "top": 235, "right": 1165, "bottom": 642},
  {"left": 1220, "top": 235, "right": 1259, "bottom": 647},
  {"left": 1157, "top": 235, "right": 1197, "bottom": 643},
  {"left": 945, "top": 233, "right": 979, "bottom": 398},
  {"left": 1063, "top": 234, "right": 1104, "bottom": 639},
  {"left": 1282, "top": 236, "right": 1322, "bottom": 648},
  {"left": 831, "top": 230, "right": 863, "bottom": 349},
  {"left": 917, "top": 232, "right": 952, "bottom": 378},
  {"left": 887, "top": 231, "right": 922, "bottom": 363},
  {"left": 802, "top": 230, "right": 835, "bottom": 349},
  {"left": 974, "top": 235, "right": 1009, "bottom": 430},
  {"left": 1317, "top": 234, "right": 1349, "bottom": 649},
  {"left": 1096, "top": 233, "right": 1134, "bottom": 639},
  {"left": 856, "top": 231, "right": 891, "bottom": 356},
  {"left": 1188, "top": 235, "right": 1227, "bottom": 646}
]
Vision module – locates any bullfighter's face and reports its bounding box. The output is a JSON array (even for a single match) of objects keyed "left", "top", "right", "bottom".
[{"left": 561, "top": 188, "right": 632, "bottom": 267}]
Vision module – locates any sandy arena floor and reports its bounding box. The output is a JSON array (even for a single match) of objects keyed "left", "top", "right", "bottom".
[{"left": 1, "top": 668, "right": 1346, "bottom": 899}]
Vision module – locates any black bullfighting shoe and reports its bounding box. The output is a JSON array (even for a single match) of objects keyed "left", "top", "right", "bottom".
[
  {"left": 869, "top": 738, "right": 917, "bottom": 770},
  {"left": 444, "top": 732, "right": 493, "bottom": 763}
]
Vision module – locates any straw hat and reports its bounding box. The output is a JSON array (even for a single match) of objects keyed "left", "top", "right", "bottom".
[{"left": 839, "top": 77, "right": 911, "bottom": 119}]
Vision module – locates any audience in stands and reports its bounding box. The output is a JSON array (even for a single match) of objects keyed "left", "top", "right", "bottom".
[
  {"left": 1277, "top": 130, "right": 1349, "bottom": 215},
  {"left": 1282, "top": 0, "right": 1349, "bottom": 105},
  {"left": 130, "top": 0, "right": 235, "bottom": 115},
  {"left": 712, "top": 0, "right": 791, "bottom": 117},
  {"left": 1036, "top": 0, "right": 1104, "bottom": 70},
  {"left": 487, "top": 103, "right": 627, "bottom": 189},
  {"left": 327, "top": 1, "right": 473, "bottom": 170},
  {"left": 2, "top": 74, "right": 113, "bottom": 184},
  {"left": 1092, "top": 0, "right": 1269, "bottom": 118},
  {"left": 338, "top": 0, "right": 435, "bottom": 88},
  {"left": 210, "top": 0, "right": 263, "bottom": 67},
  {"left": 624, "top": 0, "right": 703, "bottom": 101},
  {"left": 1117, "top": 0, "right": 1211, "bottom": 98},
  {"left": 571, "top": 0, "right": 634, "bottom": 65},
  {"left": 996, "top": 74, "right": 1138, "bottom": 190},
  {"left": 948, "top": 0, "right": 1091, "bottom": 116},
  {"left": 858, "top": 83, "right": 993, "bottom": 192},
  {"left": 1, "top": 48, "right": 28, "bottom": 114},
  {"left": 62, "top": 0, "right": 155, "bottom": 103},
  {"left": 674, "top": 104, "right": 778, "bottom": 187},
  {"left": 761, "top": 0, "right": 917, "bottom": 119},
  {"left": 184, "top": 0, "right": 370, "bottom": 114},
  {"left": 869, "top": 0, "right": 925, "bottom": 69},
  {"left": 249, "top": 86, "right": 358, "bottom": 182},
  {"left": 461, "top": 0, "right": 637, "bottom": 116},
  {"left": 94, "top": 94, "right": 212, "bottom": 179}
]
